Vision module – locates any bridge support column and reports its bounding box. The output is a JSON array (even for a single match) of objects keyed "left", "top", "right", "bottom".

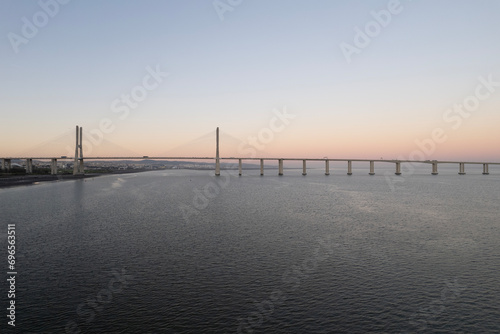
[
  {"left": 73, "top": 126, "right": 85, "bottom": 175},
  {"left": 79, "top": 159, "right": 84, "bottom": 174},
  {"left": 347, "top": 160, "right": 352, "bottom": 175},
  {"left": 278, "top": 159, "right": 283, "bottom": 176},
  {"left": 79, "top": 127, "right": 84, "bottom": 174},
  {"left": 431, "top": 162, "right": 438, "bottom": 175},
  {"left": 1, "top": 159, "right": 9, "bottom": 172},
  {"left": 302, "top": 160, "right": 307, "bottom": 175},
  {"left": 215, "top": 158, "right": 220, "bottom": 176},
  {"left": 325, "top": 160, "right": 330, "bottom": 175},
  {"left": 26, "top": 159, "right": 33, "bottom": 174},
  {"left": 260, "top": 159, "right": 264, "bottom": 176},
  {"left": 215, "top": 127, "right": 220, "bottom": 176},
  {"left": 4, "top": 159, "right": 12, "bottom": 172},
  {"left": 483, "top": 163, "right": 489, "bottom": 175},
  {"left": 238, "top": 159, "right": 242, "bottom": 176},
  {"left": 51, "top": 159, "right": 58, "bottom": 175},
  {"left": 395, "top": 162, "right": 401, "bottom": 175},
  {"left": 369, "top": 161, "right": 375, "bottom": 175},
  {"left": 458, "top": 163, "right": 466, "bottom": 175}
]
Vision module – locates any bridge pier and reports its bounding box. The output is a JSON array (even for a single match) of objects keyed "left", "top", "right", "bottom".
[
  {"left": 215, "top": 158, "right": 220, "bottom": 176},
  {"left": 73, "top": 126, "right": 85, "bottom": 175},
  {"left": 51, "top": 159, "right": 58, "bottom": 175},
  {"left": 325, "top": 160, "right": 330, "bottom": 175},
  {"left": 215, "top": 127, "right": 220, "bottom": 176},
  {"left": 483, "top": 163, "right": 489, "bottom": 175},
  {"left": 458, "top": 163, "right": 466, "bottom": 175},
  {"left": 302, "top": 160, "right": 307, "bottom": 175},
  {"left": 278, "top": 159, "right": 283, "bottom": 176},
  {"left": 79, "top": 158, "right": 84, "bottom": 174},
  {"left": 238, "top": 159, "right": 242, "bottom": 176},
  {"left": 260, "top": 159, "right": 264, "bottom": 176},
  {"left": 347, "top": 160, "right": 352, "bottom": 175},
  {"left": 395, "top": 162, "right": 401, "bottom": 175},
  {"left": 1, "top": 159, "right": 11, "bottom": 172},
  {"left": 26, "top": 159, "right": 33, "bottom": 174},
  {"left": 369, "top": 161, "right": 375, "bottom": 175},
  {"left": 432, "top": 162, "right": 438, "bottom": 175}
]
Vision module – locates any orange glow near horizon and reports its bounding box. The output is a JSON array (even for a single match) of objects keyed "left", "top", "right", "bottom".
[
  {"left": 2, "top": 104, "right": 500, "bottom": 163},
  {"left": 2, "top": 127, "right": 499, "bottom": 163}
]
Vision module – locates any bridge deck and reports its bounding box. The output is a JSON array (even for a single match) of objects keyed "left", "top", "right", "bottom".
[{"left": 2, "top": 157, "right": 500, "bottom": 165}]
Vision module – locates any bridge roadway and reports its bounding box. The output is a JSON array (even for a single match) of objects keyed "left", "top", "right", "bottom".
[{"left": 1, "top": 156, "right": 499, "bottom": 176}]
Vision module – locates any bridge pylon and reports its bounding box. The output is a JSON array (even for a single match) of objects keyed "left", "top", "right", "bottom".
[
  {"left": 215, "top": 127, "right": 220, "bottom": 176},
  {"left": 73, "top": 126, "right": 84, "bottom": 175}
]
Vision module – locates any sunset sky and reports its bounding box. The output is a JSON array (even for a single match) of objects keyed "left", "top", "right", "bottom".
[{"left": 1, "top": 0, "right": 499, "bottom": 161}]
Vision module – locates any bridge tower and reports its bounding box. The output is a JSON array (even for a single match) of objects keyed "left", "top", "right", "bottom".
[
  {"left": 215, "top": 127, "right": 220, "bottom": 176},
  {"left": 73, "top": 126, "right": 84, "bottom": 175}
]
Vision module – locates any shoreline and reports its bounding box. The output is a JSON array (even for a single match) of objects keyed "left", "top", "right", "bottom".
[
  {"left": 0, "top": 169, "right": 148, "bottom": 189},
  {"left": 0, "top": 167, "right": 286, "bottom": 189},
  {"left": 0, "top": 174, "right": 102, "bottom": 189}
]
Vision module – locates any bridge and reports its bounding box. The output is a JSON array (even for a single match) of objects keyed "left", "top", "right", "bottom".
[{"left": 1, "top": 126, "right": 498, "bottom": 176}]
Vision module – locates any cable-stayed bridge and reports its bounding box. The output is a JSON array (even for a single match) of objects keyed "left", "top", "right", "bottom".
[{"left": 1, "top": 126, "right": 498, "bottom": 176}]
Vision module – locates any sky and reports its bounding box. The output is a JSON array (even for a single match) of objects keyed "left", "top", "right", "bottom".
[{"left": 1, "top": 0, "right": 499, "bottom": 161}]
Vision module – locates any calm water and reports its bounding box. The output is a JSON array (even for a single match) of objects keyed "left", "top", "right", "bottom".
[{"left": 1, "top": 167, "right": 499, "bottom": 333}]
